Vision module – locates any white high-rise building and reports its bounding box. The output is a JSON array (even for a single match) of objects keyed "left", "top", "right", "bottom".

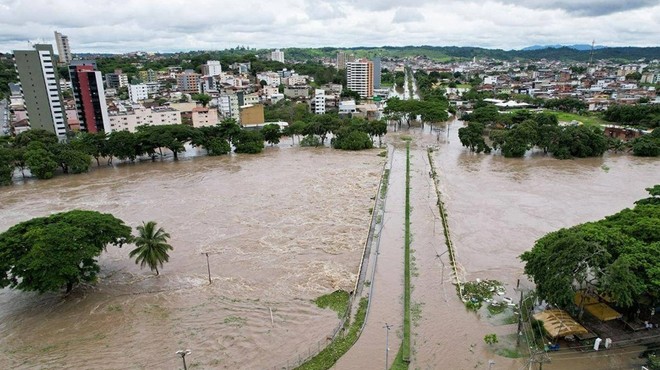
[
  {"left": 314, "top": 89, "right": 326, "bottom": 115},
  {"left": 271, "top": 49, "right": 284, "bottom": 63},
  {"left": 202, "top": 60, "right": 222, "bottom": 76},
  {"left": 128, "top": 84, "right": 149, "bottom": 103},
  {"left": 54, "top": 31, "right": 72, "bottom": 65},
  {"left": 346, "top": 60, "right": 374, "bottom": 99},
  {"left": 219, "top": 94, "right": 240, "bottom": 122}
]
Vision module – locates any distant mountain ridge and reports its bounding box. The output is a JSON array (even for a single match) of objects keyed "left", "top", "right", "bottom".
[{"left": 522, "top": 44, "right": 607, "bottom": 51}]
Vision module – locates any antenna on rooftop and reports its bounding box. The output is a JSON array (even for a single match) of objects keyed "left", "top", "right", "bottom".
[{"left": 588, "top": 40, "right": 595, "bottom": 67}]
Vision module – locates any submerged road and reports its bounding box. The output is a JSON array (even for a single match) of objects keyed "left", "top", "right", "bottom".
[{"left": 335, "top": 143, "right": 407, "bottom": 369}]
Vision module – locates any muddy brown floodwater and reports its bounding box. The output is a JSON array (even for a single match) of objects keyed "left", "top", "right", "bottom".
[
  {"left": 412, "top": 120, "right": 659, "bottom": 370},
  {"left": 0, "top": 146, "right": 383, "bottom": 369}
]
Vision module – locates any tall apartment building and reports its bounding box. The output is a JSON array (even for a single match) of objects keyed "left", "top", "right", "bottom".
[
  {"left": 69, "top": 60, "right": 110, "bottom": 133},
  {"left": 128, "top": 84, "right": 149, "bottom": 103},
  {"left": 372, "top": 57, "right": 382, "bottom": 89},
  {"left": 54, "top": 31, "right": 72, "bottom": 65},
  {"left": 138, "top": 69, "right": 157, "bottom": 83},
  {"left": 337, "top": 51, "right": 346, "bottom": 70},
  {"left": 176, "top": 70, "right": 201, "bottom": 93},
  {"left": 314, "top": 89, "right": 326, "bottom": 114},
  {"left": 346, "top": 60, "right": 374, "bottom": 99},
  {"left": 271, "top": 49, "right": 284, "bottom": 63},
  {"left": 218, "top": 94, "right": 240, "bottom": 122},
  {"left": 105, "top": 69, "right": 129, "bottom": 89},
  {"left": 13, "top": 44, "right": 67, "bottom": 138},
  {"left": 201, "top": 60, "right": 222, "bottom": 76}
]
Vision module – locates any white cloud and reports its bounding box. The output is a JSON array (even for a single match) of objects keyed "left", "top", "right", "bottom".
[
  {"left": 392, "top": 8, "right": 425, "bottom": 23},
  {"left": 0, "top": 0, "right": 657, "bottom": 53}
]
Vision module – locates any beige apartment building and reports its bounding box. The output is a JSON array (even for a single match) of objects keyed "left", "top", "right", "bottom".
[{"left": 109, "top": 106, "right": 182, "bottom": 132}]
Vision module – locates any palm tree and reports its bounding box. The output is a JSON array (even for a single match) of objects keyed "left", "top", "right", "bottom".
[{"left": 129, "top": 221, "right": 173, "bottom": 276}]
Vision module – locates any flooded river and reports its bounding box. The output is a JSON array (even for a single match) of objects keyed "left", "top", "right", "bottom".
[
  {"left": 0, "top": 146, "right": 383, "bottom": 369},
  {"left": 1, "top": 121, "right": 658, "bottom": 370}
]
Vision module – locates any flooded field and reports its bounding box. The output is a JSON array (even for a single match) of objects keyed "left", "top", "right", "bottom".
[
  {"left": 416, "top": 120, "right": 659, "bottom": 369},
  {"left": 0, "top": 146, "right": 383, "bottom": 369}
]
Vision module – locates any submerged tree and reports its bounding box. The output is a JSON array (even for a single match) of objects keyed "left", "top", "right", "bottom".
[
  {"left": 0, "top": 210, "right": 132, "bottom": 293},
  {"left": 520, "top": 185, "right": 660, "bottom": 310},
  {"left": 129, "top": 221, "right": 173, "bottom": 276}
]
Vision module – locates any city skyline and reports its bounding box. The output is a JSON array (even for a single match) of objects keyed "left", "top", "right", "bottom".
[{"left": 0, "top": 0, "right": 658, "bottom": 54}]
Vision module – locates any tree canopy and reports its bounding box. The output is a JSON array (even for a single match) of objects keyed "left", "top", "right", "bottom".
[
  {"left": 520, "top": 186, "right": 660, "bottom": 310},
  {"left": 0, "top": 210, "right": 133, "bottom": 293}
]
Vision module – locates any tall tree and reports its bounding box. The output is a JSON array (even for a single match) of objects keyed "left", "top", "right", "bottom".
[
  {"left": 520, "top": 186, "right": 660, "bottom": 310},
  {"left": 129, "top": 221, "right": 173, "bottom": 276},
  {"left": 24, "top": 142, "right": 58, "bottom": 179},
  {"left": 261, "top": 124, "right": 282, "bottom": 146},
  {"left": 0, "top": 210, "right": 133, "bottom": 293}
]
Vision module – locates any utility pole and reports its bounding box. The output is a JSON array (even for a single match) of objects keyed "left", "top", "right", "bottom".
[
  {"left": 516, "top": 289, "right": 524, "bottom": 346},
  {"left": 384, "top": 323, "right": 392, "bottom": 370},
  {"left": 203, "top": 252, "right": 211, "bottom": 284},
  {"left": 176, "top": 349, "right": 191, "bottom": 370}
]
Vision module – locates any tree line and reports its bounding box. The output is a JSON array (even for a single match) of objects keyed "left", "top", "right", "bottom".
[
  {"left": 0, "top": 116, "right": 388, "bottom": 185},
  {"left": 0, "top": 210, "right": 174, "bottom": 294},
  {"left": 459, "top": 105, "right": 660, "bottom": 158}
]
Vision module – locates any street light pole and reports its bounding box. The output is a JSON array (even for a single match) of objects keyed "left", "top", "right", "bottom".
[
  {"left": 203, "top": 252, "right": 211, "bottom": 284},
  {"left": 384, "top": 323, "right": 392, "bottom": 370},
  {"left": 176, "top": 349, "right": 191, "bottom": 370}
]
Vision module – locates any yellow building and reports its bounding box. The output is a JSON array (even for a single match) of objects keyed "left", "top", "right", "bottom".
[{"left": 239, "top": 104, "right": 265, "bottom": 126}]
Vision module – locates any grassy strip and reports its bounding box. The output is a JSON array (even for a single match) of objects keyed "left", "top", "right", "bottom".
[
  {"left": 547, "top": 110, "right": 607, "bottom": 127},
  {"left": 402, "top": 142, "right": 412, "bottom": 363},
  {"left": 314, "top": 290, "right": 350, "bottom": 318},
  {"left": 380, "top": 169, "right": 390, "bottom": 199},
  {"left": 427, "top": 148, "right": 461, "bottom": 299},
  {"left": 390, "top": 345, "right": 408, "bottom": 369},
  {"left": 295, "top": 298, "right": 368, "bottom": 370}
]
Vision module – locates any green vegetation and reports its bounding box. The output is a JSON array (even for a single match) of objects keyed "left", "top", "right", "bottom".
[
  {"left": 631, "top": 128, "right": 660, "bottom": 157},
  {"left": 549, "top": 110, "right": 607, "bottom": 127},
  {"left": 462, "top": 108, "right": 609, "bottom": 159},
  {"left": 313, "top": 290, "right": 350, "bottom": 318},
  {"left": 191, "top": 93, "right": 212, "bottom": 107},
  {"left": 0, "top": 210, "right": 133, "bottom": 293},
  {"left": 495, "top": 347, "right": 525, "bottom": 359},
  {"left": 129, "top": 221, "right": 173, "bottom": 276},
  {"left": 461, "top": 280, "right": 505, "bottom": 311},
  {"left": 384, "top": 96, "right": 449, "bottom": 128},
  {"left": 458, "top": 122, "right": 492, "bottom": 154},
  {"left": 380, "top": 169, "right": 390, "bottom": 199},
  {"left": 520, "top": 185, "right": 660, "bottom": 310},
  {"left": 294, "top": 297, "right": 368, "bottom": 370},
  {"left": 543, "top": 97, "right": 587, "bottom": 114},
  {"left": 300, "top": 134, "right": 321, "bottom": 147},
  {"left": 484, "top": 334, "right": 499, "bottom": 345},
  {"left": 261, "top": 123, "right": 282, "bottom": 146},
  {"left": 402, "top": 142, "right": 412, "bottom": 363},
  {"left": 603, "top": 104, "right": 660, "bottom": 129},
  {"left": 0, "top": 58, "right": 18, "bottom": 99},
  {"left": 283, "top": 46, "right": 660, "bottom": 63},
  {"left": 223, "top": 316, "right": 247, "bottom": 327},
  {"left": 390, "top": 346, "right": 408, "bottom": 370},
  {"left": 427, "top": 148, "right": 461, "bottom": 301},
  {"left": 234, "top": 130, "right": 265, "bottom": 154}
]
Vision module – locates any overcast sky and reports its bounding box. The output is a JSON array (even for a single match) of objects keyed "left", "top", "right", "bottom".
[{"left": 0, "top": 0, "right": 658, "bottom": 54}]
